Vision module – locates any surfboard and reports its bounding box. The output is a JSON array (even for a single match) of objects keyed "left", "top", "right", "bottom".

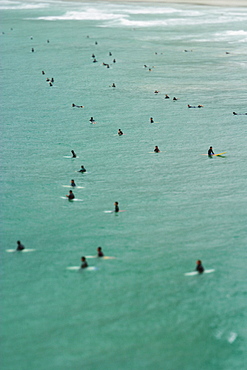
[
  {"left": 184, "top": 269, "right": 215, "bottom": 276},
  {"left": 148, "top": 151, "right": 165, "bottom": 153},
  {"left": 62, "top": 185, "right": 84, "bottom": 189},
  {"left": 201, "top": 152, "right": 226, "bottom": 156},
  {"left": 67, "top": 266, "right": 97, "bottom": 271},
  {"left": 214, "top": 152, "right": 227, "bottom": 156},
  {"left": 61, "top": 197, "right": 83, "bottom": 201},
  {"left": 86, "top": 255, "right": 116, "bottom": 260},
  {"left": 6, "top": 249, "right": 35, "bottom": 253},
  {"left": 63, "top": 156, "right": 79, "bottom": 158},
  {"left": 104, "top": 210, "right": 126, "bottom": 213}
]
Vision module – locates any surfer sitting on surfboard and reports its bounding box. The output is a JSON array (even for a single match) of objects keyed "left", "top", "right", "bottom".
[
  {"left": 208, "top": 146, "right": 214, "bottom": 157},
  {"left": 81, "top": 256, "right": 88, "bottom": 269},
  {"left": 196, "top": 260, "right": 204, "bottom": 274},
  {"left": 71, "top": 150, "right": 76, "bottom": 158},
  {"left": 154, "top": 146, "right": 160, "bottom": 153},
  {"left": 16, "top": 240, "right": 25, "bottom": 251},
  {"left": 118, "top": 129, "right": 123, "bottom": 136},
  {"left": 115, "top": 202, "right": 119, "bottom": 213},
  {"left": 70, "top": 179, "right": 76, "bottom": 187},
  {"left": 97, "top": 247, "right": 104, "bottom": 257},
  {"left": 66, "top": 190, "right": 75, "bottom": 200}
]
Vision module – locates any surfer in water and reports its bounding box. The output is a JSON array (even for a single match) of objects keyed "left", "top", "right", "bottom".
[
  {"left": 81, "top": 256, "right": 88, "bottom": 269},
  {"left": 154, "top": 146, "right": 160, "bottom": 153},
  {"left": 78, "top": 165, "right": 86, "bottom": 173},
  {"left": 118, "top": 129, "right": 123, "bottom": 136},
  {"left": 208, "top": 146, "right": 214, "bottom": 157},
  {"left": 150, "top": 117, "right": 154, "bottom": 123},
  {"left": 97, "top": 247, "right": 104, "bottom": 257},
  {"left": 196, "top": 260, "right": 204, "bottom": 274},
  {"left": 114, "top": 202, "right": 119, "bottom": 213},
  {"left": 16, "top": 241, "right": 25, "bottom": 251},
  {"left": 72, "top": 104, "right": 84, "bottom": 108},
  {"left": 70, "top": 179, "right": 76, "bottom": 187},
  {"left": 89, "top": 117, "right": 95, "bottom": 123},
  {"left": 71, "top": 150, "right": 76, "bottom": 158},
  {"left": 66, "top": 190, "right": 75, "bottom": 200}
]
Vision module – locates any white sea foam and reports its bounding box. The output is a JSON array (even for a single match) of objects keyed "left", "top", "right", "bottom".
[
  {"left": 228, "top": 332, "right": 238, "bottom": 343},
  {"left": 0, "top": 1, "right": 49, "bottom": 10},
  {"left": 37, "top": 8, "right": 127, "bottom": 21}
]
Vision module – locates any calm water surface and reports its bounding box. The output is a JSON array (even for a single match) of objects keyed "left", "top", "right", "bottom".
[{"left": 1, "top": 1, "right": 247, "bottom": 369}]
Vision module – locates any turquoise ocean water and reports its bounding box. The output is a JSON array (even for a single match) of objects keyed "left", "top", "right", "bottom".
[{"left": 1, "top": 1, "right": 247, "bottom": 369}]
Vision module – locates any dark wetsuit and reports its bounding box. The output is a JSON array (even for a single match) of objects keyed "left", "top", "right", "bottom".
[
  {"left": 115, "top": 205, "right": 119, "bottom": 213},
  {"left": 16, "top": 243, "right": 25, "bottom": 251},
  {"left": 78, "top": 168, "right": 86, "bottom": 173},
  {"left": 208, "top": 148, "right": 214, "bottom": 156},
  {"left": 81, "top": 261, "right": 88, "bottom": 268},
  {"left": 68, "top": 193, "right": 75, "bottom": 200},
  {"left": 196, "top": 264, "right": 204, "bottom": 274},
  {"left": 98, "top": 251, "right": 104, "bottom": 257}
]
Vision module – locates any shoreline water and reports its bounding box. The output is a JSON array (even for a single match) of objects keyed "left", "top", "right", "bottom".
[{"left": 59, "top": 0, "right": 247, "bottom": 8}]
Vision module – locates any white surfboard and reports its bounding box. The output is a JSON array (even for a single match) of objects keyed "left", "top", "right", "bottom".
[
  {"left": 104, "top": 210, "right": 126, "bottom": 213},
  {"left": 184, "top": 269, "right": 215, "bottom": 276},
  {"left": 6, "top": 249, "right": 36, "bottom": 253},
  {"left": 86, "top": 255, "right": 116, "bottom": 260},
  {"left": 61, "top": 197, "right": 83, "bottom": 201},
  {"left": 67, "top": 266, "right": 97, "bottom": 271},
  {"left": 62, "top": 185, "right": 84, "bottom": 189},
  {"left": 63, "top": 156, "right": 79, "bottom": 158},
  {"left": 148, "top": 151, "right": 165, "bottom": 153}
]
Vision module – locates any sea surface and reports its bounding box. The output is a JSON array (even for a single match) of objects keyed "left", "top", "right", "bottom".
[{"left": 1, "top": 1, "right": 247, "bottom": 369}]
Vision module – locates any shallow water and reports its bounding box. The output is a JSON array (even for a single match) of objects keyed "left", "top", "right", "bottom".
[{"left": 1, "top": 1, "right": 247, "bottom": 369}]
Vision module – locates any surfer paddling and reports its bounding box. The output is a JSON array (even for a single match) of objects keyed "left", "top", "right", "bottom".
[
  {"left": 196, "top": 260, "right": 204, "bottom": 274},
  {"left": 72, "top": 104, "right": 84, "bottom": 108},
  {"left": 81, "top": 256, "right": 88, "bottom": 269},
  {"left": 16, "top": 241, "right": 25, "bottom": 251}
]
